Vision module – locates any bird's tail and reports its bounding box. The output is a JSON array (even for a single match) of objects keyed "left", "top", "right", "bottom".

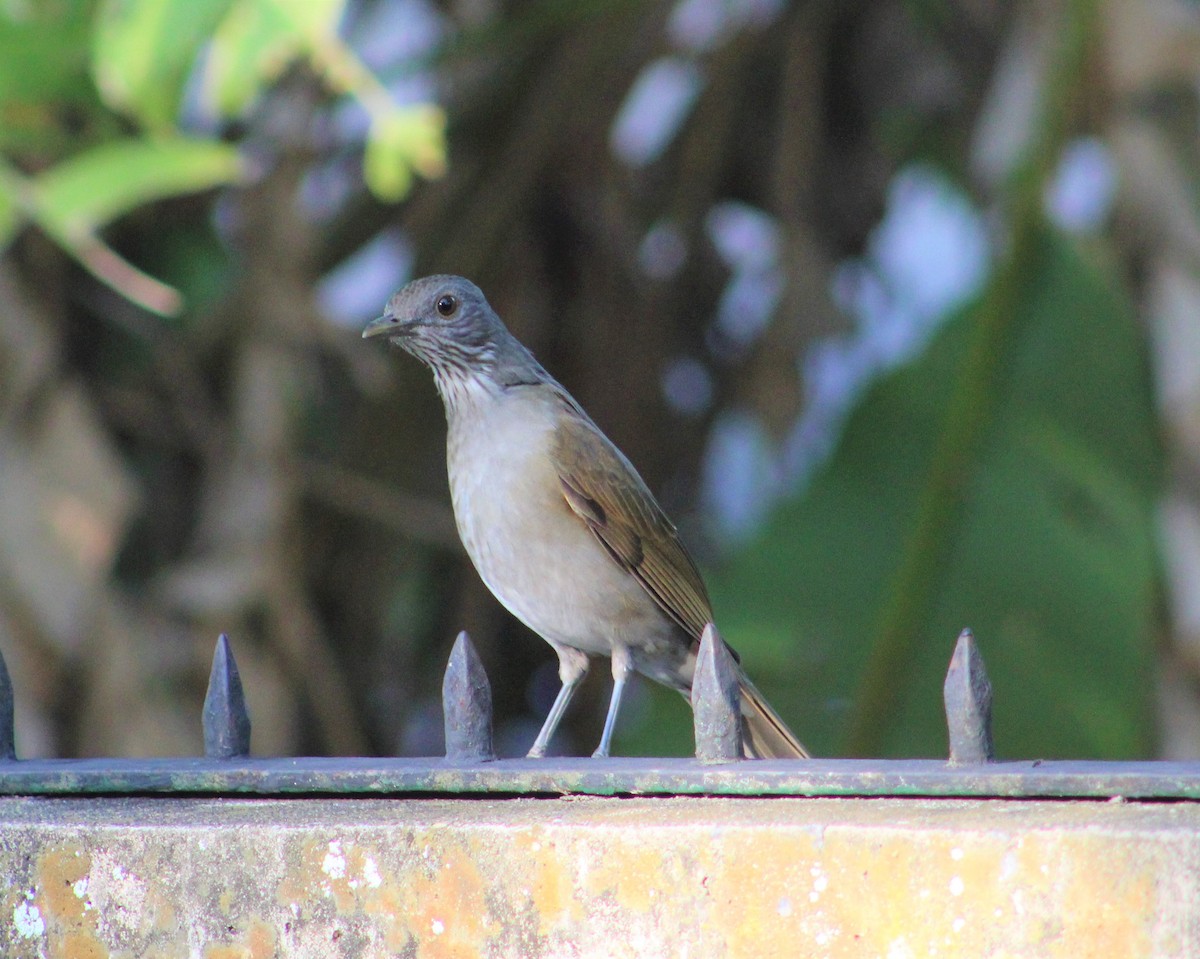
[{"left": 738, "top": 670, "right": 810, "bottom": 759}]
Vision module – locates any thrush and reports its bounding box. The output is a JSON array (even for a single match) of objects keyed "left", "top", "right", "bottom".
[{"left": 364, "top": 275, "right": 807, "bottom": 759}]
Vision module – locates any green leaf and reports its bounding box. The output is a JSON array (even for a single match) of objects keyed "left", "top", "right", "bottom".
[
  {"left": 265, "top": 0, "right": 344, "bottom": 41},
  {"left": 0, "top": 2, "right": 104, "bottom": 155},
  {"left": 0, "top": 1, "right": 93, "bottom": 102},
  {"left": 92, "top": 0, "right": 234, "bottom": 130},
  {"left": 31, "top": 138, "right": 242, "bottom": 238},
  {"left": 20, "top": 137, "right": 241, "bottom": 314},
  {"left": 203, "top": 0, "right": 445, "bottom": 201},
  {"left": 701, "top": 226, "right": 1161, "bottom": 761},
  {"left": 203, "top": 0, "right": 345, "bottom": 117},
  {"left": 363, "top": 107, "right": 446, "bottom": 202},
  {"left": 0, "top": 175, "right": 20, "bottom": 249}
]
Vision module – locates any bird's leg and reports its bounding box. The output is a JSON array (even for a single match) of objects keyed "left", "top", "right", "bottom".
[
  {"left": 527, "top": 646, "right": 589, "bottom": 758},
  {"left": 593, "top": 646, "right": 634, "bottom": 758}
]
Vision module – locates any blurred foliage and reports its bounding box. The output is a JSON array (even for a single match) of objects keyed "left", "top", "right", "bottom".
[
  {"left": 0, "top": 0, "right": 1195, "bottom": 764},
  {"left": 708, "top": 226, "right": 1160, "bottom": 759},
  {"left": 0, "top": 0, "right": 443, "bottom": 312}
]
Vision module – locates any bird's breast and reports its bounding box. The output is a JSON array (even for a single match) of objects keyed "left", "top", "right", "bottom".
[{"left": 445, "top": 391, "right": 670, "bottom": 656}]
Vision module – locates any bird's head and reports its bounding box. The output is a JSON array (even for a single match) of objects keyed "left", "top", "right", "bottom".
[
  {"left": 362, "top": 275, "right": 503, "bottom": 368},
  {"left": 364, "top": 274, "right": 545, "bottom": 407}
]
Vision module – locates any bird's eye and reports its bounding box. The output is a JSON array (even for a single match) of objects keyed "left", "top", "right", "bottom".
[{"left": 436, "top": 294, "right": 457, "bottom": 317}]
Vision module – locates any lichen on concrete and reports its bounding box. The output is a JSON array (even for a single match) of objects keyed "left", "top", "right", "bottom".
[{"left": 0, "top": 795, "right": 1198, "bottom": 957}]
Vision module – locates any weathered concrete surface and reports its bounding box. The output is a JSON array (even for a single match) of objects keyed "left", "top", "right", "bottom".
[{"left": 0, "top": 795, "right": 1197, "bottom": 958}]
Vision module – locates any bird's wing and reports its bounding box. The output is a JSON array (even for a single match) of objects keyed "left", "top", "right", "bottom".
[{"left": 550, "top": 396, "right": 713, "bottom": 641}]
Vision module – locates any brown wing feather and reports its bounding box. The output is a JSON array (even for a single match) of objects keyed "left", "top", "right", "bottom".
[
  {"left": 550, "top": 391, "right": 808, "bottom": 757},
  {"left": 550, "top": 395, "right": 712, "bottom": 641}
]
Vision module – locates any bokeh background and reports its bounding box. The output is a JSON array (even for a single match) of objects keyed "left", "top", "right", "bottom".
[{"left": 0, "top": 0, "right": 1197, "bottom": 761}]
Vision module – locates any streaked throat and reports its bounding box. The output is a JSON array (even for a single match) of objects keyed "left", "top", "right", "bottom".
[{"left": 431, "top": 359, "right": 501, "bottom": 413}]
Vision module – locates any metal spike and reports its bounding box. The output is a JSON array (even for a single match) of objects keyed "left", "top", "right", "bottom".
[
  {"left": 943, "top": 628, "right": 994, "bottom": 764},
  {"left": 0, "top": 648, "right": 14, "bottom": 761},
  {"left": 203, "top": 634, "right": 251, "bottom": 759},
  {"left": 691, "top": 623, "right": 742, "bottom": 763},
  {"left": 442, "top": 631, "right": 495, "bottom": 762}
]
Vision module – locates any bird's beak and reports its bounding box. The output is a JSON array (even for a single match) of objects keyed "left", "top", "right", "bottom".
[{"left": 362, "top": 313, "right": 400, "bottom": 339}]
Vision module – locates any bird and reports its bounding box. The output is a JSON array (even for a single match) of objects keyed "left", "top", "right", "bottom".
[{"left": 364, "top": 275, "right": 808, "bottom": 759}]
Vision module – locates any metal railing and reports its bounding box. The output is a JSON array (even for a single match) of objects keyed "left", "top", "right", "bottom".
[{"left": 2, "top": 626, "right": 1199, "bottom": 800}]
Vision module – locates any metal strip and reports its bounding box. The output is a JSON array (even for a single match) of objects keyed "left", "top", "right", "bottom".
[{"left": 1, "top": 757, "right": 1199, "bottom": 799}]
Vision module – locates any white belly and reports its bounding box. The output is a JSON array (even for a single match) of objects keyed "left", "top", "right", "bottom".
[{"left": 446, "top": 388, "right": 670, "bottom": 657}]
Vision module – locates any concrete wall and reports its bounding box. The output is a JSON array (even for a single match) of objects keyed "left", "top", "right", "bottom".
[{"left": 1, "top": 795, "right": 1197, "bottom": 957}]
